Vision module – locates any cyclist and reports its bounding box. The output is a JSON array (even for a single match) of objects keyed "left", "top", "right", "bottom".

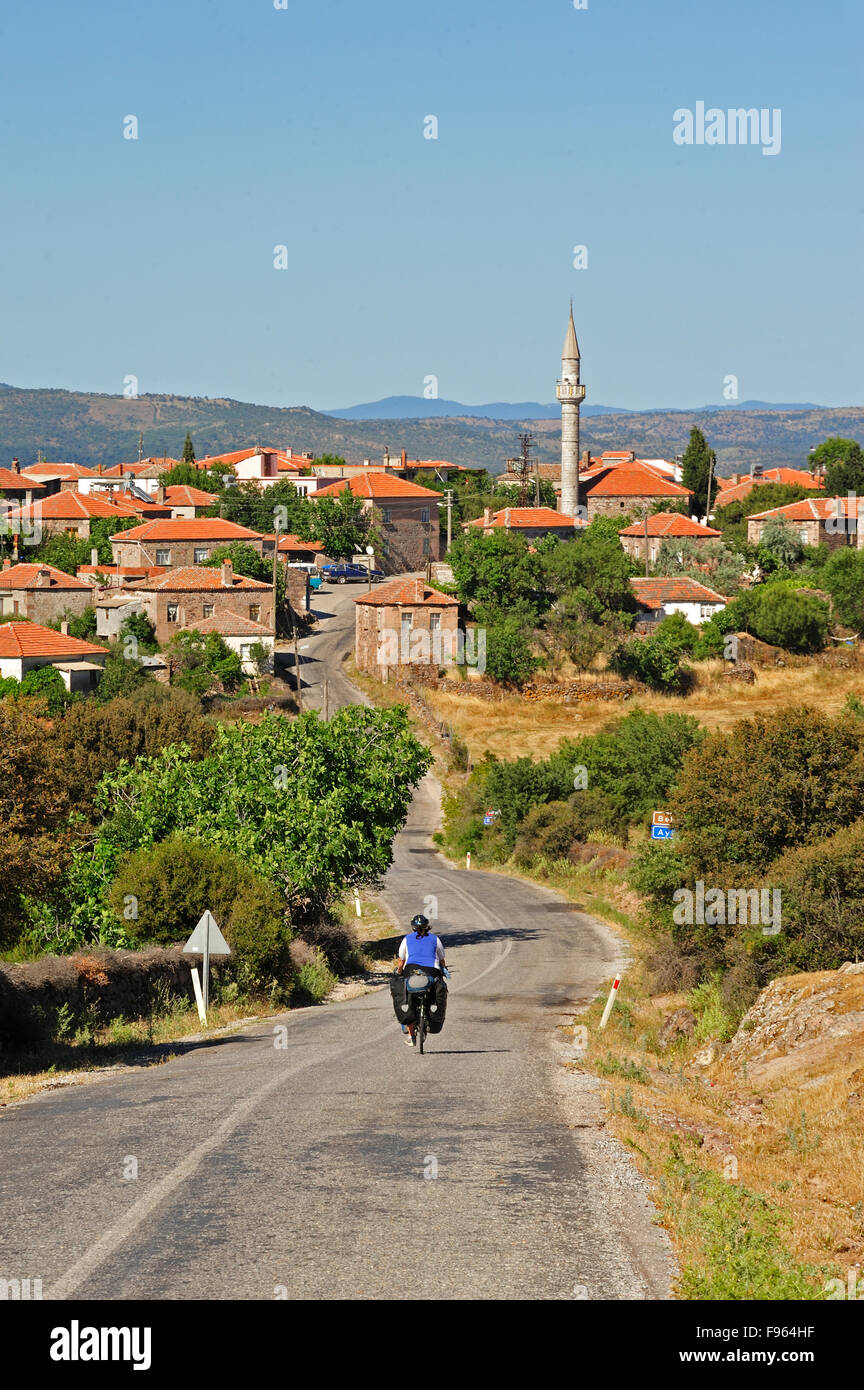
[{"left": 395, "top": 914, "right": 446, "bottom": 1045}]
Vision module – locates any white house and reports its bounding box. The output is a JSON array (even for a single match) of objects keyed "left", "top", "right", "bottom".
[
  {"left": 0, "top": 621, "right": 108, "bottom": 691},
  {"left": 631, "top": 576, "right": 728, "bottom": 626},
  {"left": 181, "top": 612, "right": 275, "bottom": 675}
]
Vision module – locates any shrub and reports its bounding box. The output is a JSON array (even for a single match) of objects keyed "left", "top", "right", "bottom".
[
  {"left": 610, "top": 631, "right": 691, "bottom": 692},
  {"left": 19, "top": 664, "right": 71, "bottom": 713},
  {"left": 558, "top": 709, "right": 705, "bottom": 823},
  {"left": 752, "top": 818, "right": 864, "bottom": 976},
  {"left": 108, "top": 836, "right": 290, "bottom": 988},
  {"left": 513, "top": 801, "right": 580, "bottom": 865}
]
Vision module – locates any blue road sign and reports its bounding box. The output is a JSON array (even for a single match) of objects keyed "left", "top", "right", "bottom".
[{"left": 651, "top": 825, "right": 675, "bottom": 840}]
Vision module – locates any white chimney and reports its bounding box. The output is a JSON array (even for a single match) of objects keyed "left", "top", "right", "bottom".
[{"left": 221, "top": 559, "right": 233, "bottom": 588}]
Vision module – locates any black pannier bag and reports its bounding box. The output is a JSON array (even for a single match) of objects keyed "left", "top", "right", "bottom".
[
  {"left": 390, "top": 973, "right": 417, "bottom": 1025},
  {"left": 426, "top": 974, "right": 448, "bottom": 1033}
]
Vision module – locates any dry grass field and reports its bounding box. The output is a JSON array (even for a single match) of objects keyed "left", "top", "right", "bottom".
[{"left": 426, "top": 662, "right": 864, "bottom": 762}]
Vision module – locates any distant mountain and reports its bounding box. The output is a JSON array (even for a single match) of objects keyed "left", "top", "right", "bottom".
[
  {"left": 0, "top": 383, "right": 860, "bottom": 478},
  {"left": 326, "top": 394, "right": 824, "bottom": 421},
  {"left": 325, "top": 395, "right": 629, "bottom": 420}
]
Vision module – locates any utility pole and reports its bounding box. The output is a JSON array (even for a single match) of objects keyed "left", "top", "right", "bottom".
[
  {"left": 644, "top": 509, "right": 650, "bottom": 576},
  {"left": 445, "top": 489, "right": 453, "bottom": 550},
  {"left": 705, "top": 454, "right": 716, "bottom": 524},
  {"left": 137, "top": 431, "right": 144, "bottom": 464}
]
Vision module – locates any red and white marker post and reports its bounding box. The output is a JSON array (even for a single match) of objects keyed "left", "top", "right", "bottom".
[{"left": 599, "top": 975, "right": 621, "bottom": 1029}]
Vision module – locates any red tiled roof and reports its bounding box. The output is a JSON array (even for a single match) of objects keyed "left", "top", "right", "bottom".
[
  {"left": 747, "top": 496, "right": 851, "bottom": 523},
  {"left": 122, "top": 566, "right": 271, "bottom": 592},
  {"left": 631, "top": 576, "right": 728, "bottom": 606},
  {"left": 618, "top": 513, "right": 721, "bottom": 539},
  {"left": 714, "top": 473, "right": 825, "bottom": 509},
  {"left": 5, "top": 492, "right": 144, "bottom": 522},
  {"left": 108, "top": 518, "right": 264, "bottom": 542},
  {"left": 0, "top": 563, "right": 90, "bottom": 591},
  {"left": 0, "top": 469, "right": 45, "bottom": 491},
  {"left": 355, "top": 577, "right": 459, "bottom": 607},
  {"left": 78, "top": 565, "right": 167, "bottom": 579},
  {"left": 21, "top": 462, "right": 90, "bottom": 479},
  {"left": 583, "top": 464, "right": 691, "bottom": 499},
  {"left": 262, "top": 533, "right": 325, "bottom": 552},
  {"left": 463, "top": 506, "right": 584, "bottom": 529},
  {"left": 164, "top": 485, "right": 217, "bottom": 507},
  {"left": 105, "top": 459, "right": 181, "bottom": 474},
  {"left": 314, "top": 472, "right": 441, "bottom": 500},
  {"left": 0, "top": 621, "right": 106, "bottom": 660},
  {"left": 182, "top": 613, "right": 275, "bottom": 637}
]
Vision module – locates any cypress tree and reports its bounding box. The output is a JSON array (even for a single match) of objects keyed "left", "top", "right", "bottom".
[
  {"left": 681, "top": 426, "right": 715, "bottom": 518},
  {"left": 182, "top": 432, "right": 195, "bottom": 463}
]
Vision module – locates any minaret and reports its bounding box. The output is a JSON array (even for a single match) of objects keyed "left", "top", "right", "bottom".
[{"left": 557, "top": 303, "right": 586, "bottom": 517}]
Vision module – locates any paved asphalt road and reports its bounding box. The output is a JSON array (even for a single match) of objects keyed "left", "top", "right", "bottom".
[{"left": 0, "top": 579, "right": 675, "bottom": 1300}]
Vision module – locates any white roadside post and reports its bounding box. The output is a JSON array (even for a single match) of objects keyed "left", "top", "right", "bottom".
[
  {"left": 466, "top": 851, "right": 471, "bottom": 869},
  {"left": 599, "top": 976, "right": 621, "bottom": 1030},
  {"left": 182, "top": 910, "right": 231, "bottom": 1025},
  {"left": 354, "top": 892, "right": 362, "bottom": 918}
]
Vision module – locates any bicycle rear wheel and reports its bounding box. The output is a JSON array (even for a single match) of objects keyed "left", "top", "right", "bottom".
[{"left": 417, "top": 1000, "right": 426, "bottom": 1054}]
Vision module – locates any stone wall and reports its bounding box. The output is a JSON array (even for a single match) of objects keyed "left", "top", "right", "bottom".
[{"left": 0, "top": 947, "right": 229, "bottom": 1044}]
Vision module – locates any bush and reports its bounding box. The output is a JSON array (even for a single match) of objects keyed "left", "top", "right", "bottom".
[
  {"left": 108, "top": 836, "right": 290, "bottom": 988},
  {"left": 753, "top": 819, "right": 864, "bottom": 976},
  {"left": 610, "top": 631, "right": 691, "bottom": 692},
  {"left": 291, "top": 945, "right": 336, "bottom": 1003},
  {"left": 19, "top": 664, "right": 71, "bottom": 713},
  {"left": 558, "top": 709, "right": 705, "bottom": 823},
  {"left": 513, "top": 801, "right": 581, "bottom": 865}
]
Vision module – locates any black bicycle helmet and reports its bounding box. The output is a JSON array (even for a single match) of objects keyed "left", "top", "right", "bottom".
[{"left": 411, "top": 914, "right": 430, "bottom": 934}]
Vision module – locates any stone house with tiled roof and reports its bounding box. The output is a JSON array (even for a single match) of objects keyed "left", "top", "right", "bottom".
[
  {"left": 462, "top": 506, "right": 585, "bottom": 540},
  {"left": 96, "top": 559, "right": 275, "bottom": 647},
  {"left": 0, "top": 561, "right": 94, "bottom": 624},
  {"left": 109, "top": 517, "right": 265, "bottom": 569},
  {"left": 746, "top": 497, "right": 863, "bottom": 552},
  {"left": 354, "top": 576, "right": 459, "bottom": 678},
  {"left": 581, "top": 462, "right": 692, "bottom": 520},
  {"left": 313, "top": 472, "right": 441, "bottom": 575},
  {"left": 618, "top": 513, "right": 721, "bottom": 567}
]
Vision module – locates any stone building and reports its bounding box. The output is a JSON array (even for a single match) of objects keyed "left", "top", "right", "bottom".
[
  {"left": 0, "top": 621, "right": 108, "bottom": 692},
  {"left": 618, "top": 513, "right": 721, "bottom": 567},
  {"left": 746, "top": 497, "right": 862, "bottom": 551},
  {"left": 581, "top": 461, "right": 692, "bottom": 520},
  {"left": 0, "top": 561, "right": 94, "bottom": 624},
  {"left": 97, "top": 560, "right": 275, "bottom": 647},
  {"left": 109, "top": 517, "right": 265, "bottom": 569},
  {"left": 462, "top": 505, "right": 584, "bottom": 541},
  {"left": 313, "top": 473, "right": 441, "bottom": 575},
  {"left": 4, "top": 490, "right": 146, "bottom": 541},
  {"left": 354, "top": 576, "right": 460, "bottom": 678},
  {"left": 630, "top": 576, "right": 728, "bottom": 626}
]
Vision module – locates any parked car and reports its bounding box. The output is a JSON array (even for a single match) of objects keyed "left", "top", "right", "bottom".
[
  {"left": 286, "top": 561, "right": 319, "bottom": 575},
  {"left": 309, "top": 572, "right": 324, "bottom": 591},
  {"left": 321, "top": 562, "right": 385, "bottom": 584}
]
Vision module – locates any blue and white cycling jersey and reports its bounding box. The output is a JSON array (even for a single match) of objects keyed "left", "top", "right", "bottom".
[{"left": 398, "top": 931, "right": 445, "bottom": 970}]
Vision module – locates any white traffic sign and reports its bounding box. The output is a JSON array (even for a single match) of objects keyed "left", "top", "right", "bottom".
[
  {"left": 182, "top": 910, "right": 231, "bottom": 956},
  {"left": 182, "top": 910, "right": 230, "bottom": 1024}
]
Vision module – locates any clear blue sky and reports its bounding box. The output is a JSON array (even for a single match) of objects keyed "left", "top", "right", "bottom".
[{"left": 0, "top": 0, "right": 861, "bottom": 411}]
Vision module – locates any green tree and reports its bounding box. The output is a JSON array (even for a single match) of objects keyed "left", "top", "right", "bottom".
[
  {"left": 94, "top": 646, "right": 154, "bottom": 703},
  {"left": 756, "top": 517, "right": 804, "bottom": 571},
  {"left": 19, "top": 664, "right": 71, "bottom": 713},
  {"left": 748, "top": 586, "right": 828, "bottom": 652},
  {"left": 681, "top": 427, "right": 715, "bottom": 517},
  {"left": 483, "top": 616, "right": 541, "bottom": 688},
  {"left": 559, "top": 709, "right": 704, "bottom": 822},
  {"left": 670, "top": 706, "right": 864, "bottom": 877},
  {"left": 609, "top": 630, "right": 691, "bottom": 692},
  {"left": 201, "top": 542, "right": 284, "bottom": 609},
  {"left": 821, "top": 548, "right": 864, "bottom": 629},
  {"left": 119, "top": 611, "right": 158, "bottom": 655},
  {"left": 449, "top": 527, "right": 548, "bottom": 621},
  {"left": 182, "top": 431, "right": 195, "bottom": 463},
  {"left": 543, "top": 517, "right": 638, "bottom": 624},
  {"left": 305, "top": 488, "right": 374, "bottom": 559},
  {"left": 165, "top": 629, "right": 243, "bottom": 695},
  {"left": 76, "top": 706, "right": 432, "bottom": 923},
  {"left": 810, "top": 437, "right": 864, "bottom": 495}
]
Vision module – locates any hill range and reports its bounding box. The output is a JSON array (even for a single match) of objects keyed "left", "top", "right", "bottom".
[{"left": 0, "top": 383, "right": 860, "bottom": 478}]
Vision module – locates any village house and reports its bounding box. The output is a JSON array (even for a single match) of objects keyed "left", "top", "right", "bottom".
[
  {"left": 96, "top": 559, "right": 275, "bottom": 647},
  {"left": 0, "top": 621, "right": 108, "bottom": 693},
  {"left": 260, "top": 533, "right": 327, "bottom": 566},
  {"left": 712, "top": 467, "right": 824, "bottom": 513},
  {"left": 0, "top": 561, "right": 94, "bottom": 624},
  {"left": 746, "top": 496, "right": 864, "bottom": 551},
  {"left": 354, "top": 576, "right": 460, "bottom": 679},
  {"left": 313, "top": 472, "right": 441, "bottom": 574},
  {"left": 3, "top": 490, "right": 156, "bottom": 542},
  {"left": 618, "top": 512, "right": 722, "bottom": 567},
  {"left": 0, "top": 461, "right": 45, "bottom": 520},
  {"left": 20, "top": 462, "right": 93, "bottom": 496},
  {"left": 462, "top": 506, "right": 585, "bottom": 540},
  {"left": 109, "top": 517, "right": 265, "bottom": 569},
  {"left": 630, "top": 576, "right": 728, "bottom": 626},
  {"left": 182, "top": 612, "right": 275, "bottom": 675},
  {"left": 580, "top": 460, "right": 692, "bottom": 520},
  {"left": 196, "top": 448, "right": 319, "bottom": 496}
]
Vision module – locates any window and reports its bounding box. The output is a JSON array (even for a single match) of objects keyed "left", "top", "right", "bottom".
[
  {"left": 429, "top": 612, "right": 440, "bottom": 631},
  {"left": 241, "top": 644, "right": 252, "bottom": 661},
  {"left": 156, "top": 549, "right": 171, "bottom": 566},
  {"left": 420, "top": 508, "right": 429, "bottom": 524},
  {"left": 422, "top": 537, "right": 430, "bottom": 556},
  {"left": 202, "top": 603, "right": 214, "bottom": 618},
  {"left": 249, "top": 605, "right": 261, "bottom": 622},
  {"left": 193, "top": 547, "right": 209, "bottom": 564},
  {"left": 699, "top": 604, "right": 713, "bottom": 620},
  {"left": 167, "top": 604, "right": 179, "bottom": 623},
  {"left": 381, "top": 507, "right": 392, "bottom": 523}
]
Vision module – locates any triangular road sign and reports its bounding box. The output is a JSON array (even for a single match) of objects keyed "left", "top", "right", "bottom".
[{"left": 182, "top": 910, "right": 231, "bottom": 956}]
